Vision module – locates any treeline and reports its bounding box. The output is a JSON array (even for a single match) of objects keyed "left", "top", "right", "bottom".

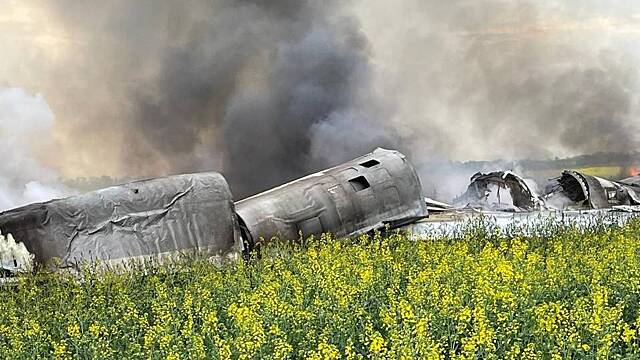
[{"left": 458, "top": 151, "right": 640, "bottom": 172}]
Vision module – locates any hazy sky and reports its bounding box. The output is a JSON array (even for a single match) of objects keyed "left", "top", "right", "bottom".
[{"left": 0, "top": 0, "right": 638, "bottom": 183}]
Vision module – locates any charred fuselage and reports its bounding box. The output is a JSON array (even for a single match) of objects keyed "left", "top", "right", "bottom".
[
  {"left": 0, "top": 148, "right": 429, "bottom": 271},
  {"left": 0, "top": 173, "right": 242, "bottom": 269},
  {"left": 454, "top": 171, "right": 543, "bottom": 212},
  {"left": 545, "top": 171, "right": 640, "bottom": 210},
  {"left": 236, "top": 148, "right": 428, "bottom": 244}
]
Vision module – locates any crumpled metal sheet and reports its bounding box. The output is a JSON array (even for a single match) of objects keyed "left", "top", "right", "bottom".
[
  {"left": 0, "top": 173, "right": 242, "bottom": 269},
  {"left": 546, "top": 170, "right": 640, "bottom": 210},
  {"left": 454, "top": 171, "right": 543, "bottom": 211}
]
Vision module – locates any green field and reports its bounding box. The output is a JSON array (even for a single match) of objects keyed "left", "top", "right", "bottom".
[
  {"left": 2, "top": 219, "right": 640, "bottom": 359},
  {"left": 574, "top": 166, "right": 625, "bottom": 179}
]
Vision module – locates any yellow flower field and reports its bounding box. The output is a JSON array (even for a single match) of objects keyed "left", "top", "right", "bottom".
[{"left": 1, "top": 218, "right": 640, "bottom": 359}]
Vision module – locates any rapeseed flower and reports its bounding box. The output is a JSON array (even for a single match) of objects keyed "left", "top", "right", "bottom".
[{"left": 0, "top": 218, "right": 639, "bottom": 358}]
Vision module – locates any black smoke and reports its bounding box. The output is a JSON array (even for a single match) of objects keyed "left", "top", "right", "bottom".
[{"left": 42, "top": 0, "right": 393, "bottom": 197}]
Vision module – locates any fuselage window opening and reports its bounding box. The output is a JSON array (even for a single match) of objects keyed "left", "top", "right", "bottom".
[
  {"left": 349, "top": 176, "right": 371, "bottom": 192},
  {"left": 360, "top": 159, "right": 380, "bottom": 168}
]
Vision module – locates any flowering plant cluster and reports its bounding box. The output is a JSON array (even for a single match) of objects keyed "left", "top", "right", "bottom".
[{"left": 1, "top": 218, "right": 639, "bottom": 359}]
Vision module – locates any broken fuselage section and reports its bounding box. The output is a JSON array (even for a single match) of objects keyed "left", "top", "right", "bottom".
[
  {"left": 454, "top": 171, "right": 543, "bottom": 212},
  {"left": 236, "top": 148, "right": 429, "bottom": 245},
  {"left": 0, "top": 173, "right": 243, "bottom": 271},
  {"left": 545, "top": 171, "right": 640, "bottom": 210},
  {"left": 449, "top": 170, "right": 640, "bottom": 212},
  {"left": 0, "top": 148, "right": 429, "bottom": 272}
]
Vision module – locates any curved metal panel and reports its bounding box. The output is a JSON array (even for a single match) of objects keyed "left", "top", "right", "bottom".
[
  {"left": 454, "top": 171, "right": 543, "bottom": 211},
  {"left": 547, "top": 171, "right": 640, "bottom": 209},
  {"left": 236, "top": 148, "right": 428, "bottom": 243},
  {"left": 0, "top": 172, "right": 242, "bottom": 269}
]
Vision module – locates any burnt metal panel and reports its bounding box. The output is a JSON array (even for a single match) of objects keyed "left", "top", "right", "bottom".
[
  {"left": 381, "top": 186, "right": 401, "bottom": 210},
  {"left": 454, "top": 171, "right": 542, "bottom": 211},
  {"left": 546, "top": 171, "right": 640, "bottom": 209},
  {"left": 579, "top": 173, "right": 611, "bottom": 209},
  {"left": 627, "top": 187, "right": 640, "bottom": 205},
  {"left": 546, "top": 171, "right": 589, "bottom": 207},
  {"left": 621, "top": 176, "right": 640, "bottom": 188},
  {"left": 235, "top": 148, "right": 428, "bottom": 243},
  {"left": 0, "top": 173, "right": 242, "bottom": 269}
]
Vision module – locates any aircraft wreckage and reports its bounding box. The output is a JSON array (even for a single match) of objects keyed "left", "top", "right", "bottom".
[
  {"left": 0, "top": 148, "right": 427, "bottom": 272},
  {"left": 454, "top": 171, "right": 544, "bottom": 212},
  {"left": 0, "top": 147, "right": 638, "bottom": 274},
  {"left": 451, "top": 171, "right": 640, "bottom": 212}
]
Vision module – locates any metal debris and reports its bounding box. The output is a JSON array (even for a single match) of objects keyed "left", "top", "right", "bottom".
[
  {"left": 545, "top": 171, "right": 640, "bottom": 210},
  {"left": 0, "top": 148, "right": 429, "bottom": 272},
  {"left": 448, "top": 170, "right": 640, "bottom": 213},
  {"left": 425, "top": 197, "right": 454, "bottom": 213},
  {"left": 620, "top": 175, "right": 640, "bottom": 188},
  {"left": 0, "top": 173, "right": 242, "bottom": 270},
  {"left": 1, "top": 146, "right": 637, "bottom": 275},
  {"left": 454, "top": 171, "right": 544, "bottom": 212},
  {"left": 236, "top": 148, "right": 428, "bottom": 244}
]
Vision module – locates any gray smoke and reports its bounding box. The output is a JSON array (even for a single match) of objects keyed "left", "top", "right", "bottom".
[
  {"left": 357, "top": 0, "right": 640, "bottom": 163},
  {"left": 1, "top": 0, "right": 639, "bottom": 202},
  {"left": 39, "top": 0, "right": 395, "bottom": 197}
]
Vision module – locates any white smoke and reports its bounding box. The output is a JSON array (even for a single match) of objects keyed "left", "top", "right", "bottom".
[{"left": 0, "top": 87, "right": 71, "bottom": 211}]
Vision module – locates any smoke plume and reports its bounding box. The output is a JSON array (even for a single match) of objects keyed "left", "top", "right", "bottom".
[
  {"left": 0, "top": 88, "right": 71, "bottom": 210},
  {"left": 1, "top": 0, "right": 393, "bottom": 198},
  {"left": 356, "top": 0, "right": 640, "bottom": 162},
  {"left": 0, "top": 0, "right": 639, "bottom": 201}
]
